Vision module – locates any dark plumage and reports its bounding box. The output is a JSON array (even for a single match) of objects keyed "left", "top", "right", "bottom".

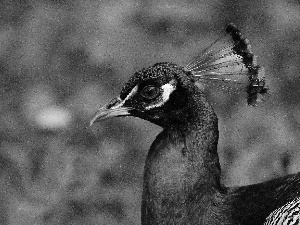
[{"left": 91, "top": 24, "right": 300, "bottom": 224}]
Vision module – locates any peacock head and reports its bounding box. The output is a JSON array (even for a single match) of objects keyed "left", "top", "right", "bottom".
[
  {"left": 90, "top": 62, "right": 197, "bottom": 127},
  {"left": 90, "top": 24, "right": 268, "bottom": 127}
]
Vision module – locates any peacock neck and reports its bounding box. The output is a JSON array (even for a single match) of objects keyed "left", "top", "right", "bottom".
[{"left": 142, "top": 88, "right": 224, "bottom": 224}]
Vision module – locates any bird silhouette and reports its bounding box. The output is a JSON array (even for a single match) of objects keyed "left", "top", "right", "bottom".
[{"left": 91, "top": 24, "right": 300, "bottom": 225}]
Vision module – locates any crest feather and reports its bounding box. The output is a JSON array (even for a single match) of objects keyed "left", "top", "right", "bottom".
[{"left": 185, "top": 23, "right": 268, "bottom": 105}]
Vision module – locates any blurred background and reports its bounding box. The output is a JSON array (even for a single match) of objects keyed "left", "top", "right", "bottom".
[{"left": 0, "top": 0, "right": 300, "bottom": 224}]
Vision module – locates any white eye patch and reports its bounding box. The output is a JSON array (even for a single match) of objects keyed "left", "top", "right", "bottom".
[
  {"left": 115, "top": 80, "right": 176, "bottom": 110},
  {"left": 145, "top": 82, "right": 176, "bottom": 110},
  {"left": 112, "top": 85, "right": 138, "bottom": 109}
]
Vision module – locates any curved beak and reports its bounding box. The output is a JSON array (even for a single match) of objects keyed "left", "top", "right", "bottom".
[{"left": 90, "top": 97, "right": 131, "bottom": 126}]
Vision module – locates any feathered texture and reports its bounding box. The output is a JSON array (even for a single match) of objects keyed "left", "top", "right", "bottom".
[
  {"left": 120, "top": 62, "right": 182, "bottom": 100},
  {"left": 184, "top": 23, "right": 268, "bottom": 105},
  {"left": 228, "top": 173, "right": 300, "bottom": 225},
  {"left": 264, "top": 196, "right": 300, "bottom": 224},
  {"left": 91, "top": 24, "right": 299, "bottom": 225}
]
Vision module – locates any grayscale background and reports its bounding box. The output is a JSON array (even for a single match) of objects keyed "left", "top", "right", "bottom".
[{"left": 0, "top": 0, "right": 299, "bottom": 224}]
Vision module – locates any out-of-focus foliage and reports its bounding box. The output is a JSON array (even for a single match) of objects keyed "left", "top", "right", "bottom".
[{"left": 0, "top": 0, "right": 300, "bottom": 224}]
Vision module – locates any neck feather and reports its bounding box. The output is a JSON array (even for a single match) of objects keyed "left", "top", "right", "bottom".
[{"left": 142, "top": 87, "right": 223, "bottom": 224}]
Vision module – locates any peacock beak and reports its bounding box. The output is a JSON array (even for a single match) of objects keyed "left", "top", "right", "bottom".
[{"left": 90, "top": 97, "right": 131, "bottom": 126}]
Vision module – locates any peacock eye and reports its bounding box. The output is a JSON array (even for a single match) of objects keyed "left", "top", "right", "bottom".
[{"left": 140, "top": 85, "right": 160, "bottom": 100}]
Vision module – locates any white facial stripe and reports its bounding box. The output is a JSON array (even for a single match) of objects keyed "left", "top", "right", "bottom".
[
  {"left": 112, "top": 85, "right": 138, "bottom": 109},
  {"left": 145, "top": 82, "right": 175, "bottom": 110}
]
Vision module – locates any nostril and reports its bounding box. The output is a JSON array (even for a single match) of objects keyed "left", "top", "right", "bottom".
[{"left": 107, "top": 98, "right": 121, "bottom": 108}]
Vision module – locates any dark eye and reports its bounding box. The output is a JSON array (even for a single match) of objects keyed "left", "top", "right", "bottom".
[{"left": 140, "top": 85, "right": 160, "bottom": 99}]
